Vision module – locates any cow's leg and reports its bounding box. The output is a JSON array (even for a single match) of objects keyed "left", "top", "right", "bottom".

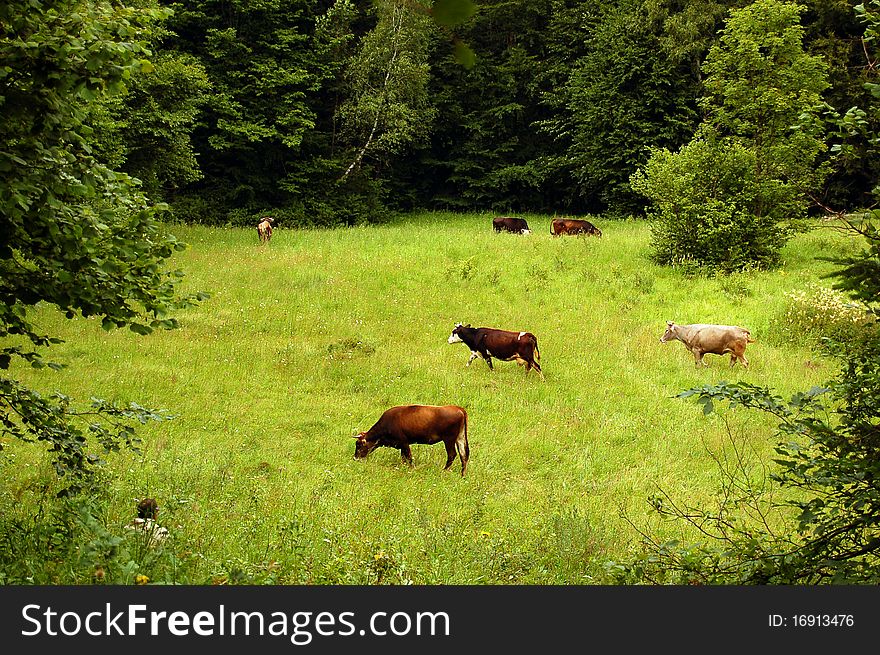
[
  {"left": 532, "top": 360, "right": 545, "bottom": 380},
  {"left": 693, "top": 350, "right": 706, "bottom": 367},
  {"left": 482, "top": 352, "right": 494, "bottom": 370},
  {"left": 400, "top": 444, "right": 414, "bottom": 467},
  {"left": 455, "top": 436, "right": 468, "bottom": 476},
  {"left": 466, "top": 351, "right": 480, "bottom": 367},
  {"left": 443, "top": 441, "right": 457, "bottom": 470}
]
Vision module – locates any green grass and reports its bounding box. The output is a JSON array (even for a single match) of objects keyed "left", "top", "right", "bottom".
[{"left": 0, "top": 212, "right": 855, "bottom": 584}]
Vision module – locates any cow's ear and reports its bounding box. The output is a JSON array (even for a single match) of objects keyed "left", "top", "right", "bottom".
[
  {"left": 454, "top": 322, "right": 462, "bottom": 328},
  {"left": 666, "top": 320, "right": 674, "bottom": 326}
]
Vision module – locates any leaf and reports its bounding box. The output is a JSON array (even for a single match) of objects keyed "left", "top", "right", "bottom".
[
  {"left": 453, "top": 40, "right": 476, "bottom": 69},
  {"left": 432, "top": 0, "right": 477, "bottom": 26},
  {"left": 129, "top": 323, "right": 153, "bottom": 336},
  {"left": 865, "top": 82, "right": 880, "bottom": 99}
]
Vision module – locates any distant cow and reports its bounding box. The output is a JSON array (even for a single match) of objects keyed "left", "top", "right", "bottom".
[
  {"left": 257, "top": 216, "right": 275, "bottom": 244},
  {"left": 493, "top": 216, "right": 531, "bottom": 234},
  {"left": 660, "top": 321, "right": 756, "bottom": 368},
  {"left": 551, "top": 218, "right": 601, "bottom": 237},
  {"left": 353, "top": 405, "right": 469, "bottom": 476},
  {"left": 447, "top": 323, "right": 543, "bottom": 378}
]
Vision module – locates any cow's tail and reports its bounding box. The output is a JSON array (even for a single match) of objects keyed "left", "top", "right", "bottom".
[
  {"left": 532, "top": 335, "right": 541, "bottom": 361},
  {"left": 463, "top": 410, "right": 470, "bottom": 460},
  {"left": 550, "top": 222, "right": 556, "bottom": 236}
]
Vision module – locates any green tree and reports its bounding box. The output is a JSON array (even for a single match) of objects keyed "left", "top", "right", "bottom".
[
  {"left": 1, "top": 0, "right": 203, "bottom": 494},
  {"left": 337, "top": 0, "right": 437, "bottom": 181},
  {"left": 540, "top": 0, "right": 703, "bottom": 215},
  {"left": 396, "top": 0, "right": 555, "bottom": 212},
  {"left": 799, "top": 0, "right": 879, "bottom": 209},
  {"left": 160, "top": 0, "right": 342, "bottom": 223},
  {"left": 90, "top": 52, "right": 212, "bottom": 201},
  {"left": 632, "top": 0, "right": 830, "bottom": 271}
]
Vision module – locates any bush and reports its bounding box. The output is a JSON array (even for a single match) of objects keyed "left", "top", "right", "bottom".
[
  {"left": 632, "top": 137, "right": 792, "bottom": 272},
  {"left": 769, "top": 284, "right": 876, "bottom": 347},
  {"left": 631, "top": 0, "right": 829, "bottom": 273}
]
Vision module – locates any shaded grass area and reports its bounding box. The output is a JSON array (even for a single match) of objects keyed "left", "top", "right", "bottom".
[{"left": 0, "top": 213, "right": 851, "bottom": 583}]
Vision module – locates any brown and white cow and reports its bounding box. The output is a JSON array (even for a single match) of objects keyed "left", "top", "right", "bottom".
[
  {"left": 353, "top": 404, "right": 469, "bottom": 476},
  {"left": 660, "top": 321, "right": 756, "bottom": 368},
  {"left": 493, "top": 216, "right": 531, "bottom": 234},
  {"left": 447, "top": 323, "right": 543, "bottom": 378},
  {"left": 550, "top": 217, "right": 602, "bottom": 237},
  {"left": 257, "top": 216, "right": 275, "bottom": 244}
]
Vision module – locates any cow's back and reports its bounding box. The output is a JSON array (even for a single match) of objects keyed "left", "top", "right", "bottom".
[
  {"left": 481, "top": 328, "right": 537, "bottom": 356},
  {"left": 381, "top": 405, "right": 464, "bottom": 441},
  {"left": 683, "top": 324, "right": 750, "bottom": 352}
]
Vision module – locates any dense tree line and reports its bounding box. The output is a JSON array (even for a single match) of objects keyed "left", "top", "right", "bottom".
[{"left": 70, "top": 0, "right": 878, "bottom": 226}]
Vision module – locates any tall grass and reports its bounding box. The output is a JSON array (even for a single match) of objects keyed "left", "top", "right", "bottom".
[{"left": 0, "top": 213, "right": 852, "bottom": 584}]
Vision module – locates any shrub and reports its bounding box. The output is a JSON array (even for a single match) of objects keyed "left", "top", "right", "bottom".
[
  {"left": 769, "top": 284, "right": 875, "bottom": 346},
  {"left": 632, "top": 136, "right": 791, "bottom": 272},
  {"left": 445, "top": 257, "right": 478, "bottom": 281},
  {"left": 718, "top": 274, "right": 753, "bottom": 299},
  {"left": 631, "top": 0, "right": 829, "bottom": 273}
]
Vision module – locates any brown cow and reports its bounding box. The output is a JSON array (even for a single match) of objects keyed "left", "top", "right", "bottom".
[
  {"left": 257, "top": 216, "right": 275, "bottom": 244},
  {"left": 493, "top": 216, "right": 531, "bottom": 234},
  {"left": 447, "top": 323, "right": 543, "bottom": 378},
  {"left": 353, "top": 405, "right": 469, "bottom": 476},
  {"left": 551, "top": 217, "right": 602, "bottom": 237},
  {"left": 660, "top": 321, "right": 756, "bottom": 368}
]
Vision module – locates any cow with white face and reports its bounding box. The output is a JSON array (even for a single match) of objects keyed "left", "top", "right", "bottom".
[{"left": 448, "top": 322, "right": 543, "bottom": 378}]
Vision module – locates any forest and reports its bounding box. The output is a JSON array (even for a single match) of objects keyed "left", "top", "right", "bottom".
[{"left": 10, "top": 0, "right": 879, "bottom": 227}]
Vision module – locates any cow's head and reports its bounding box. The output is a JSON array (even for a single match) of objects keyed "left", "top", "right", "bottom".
[
  {"left": 521, "top": 228, "right": 531, "bottom": 235},
  {"left": 448, "top": 323, "right": 470, "bottom": 344},
  {"left": 353, "top": 431, "right": 379, "bottom": 459},
  {"left": 660, "top": 321, "right": 677, "bottom": 344}
]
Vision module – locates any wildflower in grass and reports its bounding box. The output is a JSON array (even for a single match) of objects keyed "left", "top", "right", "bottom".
[
  {"left": 135, "top": 574, "right": 150, "bottom": 585},
  {"left": 374, "top": 550, "right": 385, "bottom": 561},
  {"left": 770, "top": 283, "right": 873, "bottom": 346}
]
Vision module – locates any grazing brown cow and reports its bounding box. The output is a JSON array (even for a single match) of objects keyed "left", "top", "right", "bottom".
[
  {"left": 353, "top": 405, "right": 469, "bottom": 476},
  {"left": 550, "top": 217, "right": 602, "bottom": 237},
  {"left": 660, "top": 321, "right": 756, "bottom": 368},
  {"left": 257, "top": 216, "right": 275, "bottom": 244},
  {"left": 493, "top": 216, "right": 531, "bottom": 234},
  {"left": 447, "top": 323, "right": 543, "bottom": 378}
]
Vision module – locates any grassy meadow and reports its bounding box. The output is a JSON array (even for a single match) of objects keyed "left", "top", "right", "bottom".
[{"left": 1, "top": 212, "right": 860, "bottom": 584}]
